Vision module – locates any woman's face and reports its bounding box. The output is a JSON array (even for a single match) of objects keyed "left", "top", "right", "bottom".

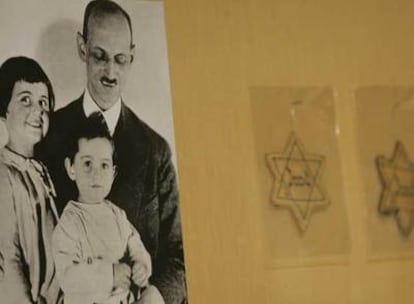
[{"left": 5, "top": 80, "right": 50, "bottom": 152}]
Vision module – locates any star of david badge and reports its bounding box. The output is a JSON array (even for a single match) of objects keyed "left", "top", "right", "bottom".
[
  {"left": 377, "top": 141, "right": 414, "bottom": 237},
  {"left": 266, "top": 133, "right": 329, "bottom": 233}
]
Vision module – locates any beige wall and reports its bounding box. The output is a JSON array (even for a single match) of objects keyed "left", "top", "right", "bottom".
[{"left": 165, "top": 0, "right": 414, "bottom": 303}]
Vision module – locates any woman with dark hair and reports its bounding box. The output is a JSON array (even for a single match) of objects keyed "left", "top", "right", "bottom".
[{"left": 0, "top": 56, "right": 60, "bottom": 304}]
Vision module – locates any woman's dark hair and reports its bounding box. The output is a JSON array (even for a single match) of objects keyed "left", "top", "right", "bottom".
[{"left": 0, "top": 56, "right": 55, "bottom": 117}]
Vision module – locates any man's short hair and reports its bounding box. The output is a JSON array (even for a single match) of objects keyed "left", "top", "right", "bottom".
[
  {"left": 0, "top": 56, "right": 55, "bottom": 118},
  {"left": 82, "top": 0, "right": 133, "bottom": 43}
]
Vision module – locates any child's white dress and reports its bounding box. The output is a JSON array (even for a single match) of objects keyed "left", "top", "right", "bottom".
[{"left": 53, "top": 200, "right": 151, "bottom": 304}]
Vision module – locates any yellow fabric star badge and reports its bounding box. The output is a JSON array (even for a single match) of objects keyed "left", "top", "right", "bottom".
[
  {"left": 377, "top": 141, "right": 414, "bottom": 236},
  {"left": 266, "top": 133, "right": 329, "bottom": 233}
]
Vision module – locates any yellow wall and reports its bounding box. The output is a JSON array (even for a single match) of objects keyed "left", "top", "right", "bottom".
[{"left": 164, "top": 0, "right": 414, "bottom": 303}]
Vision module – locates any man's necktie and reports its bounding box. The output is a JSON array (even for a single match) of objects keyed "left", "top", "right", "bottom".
[{"left": 89, "top": 111, "right": 110, "bottom": 135}]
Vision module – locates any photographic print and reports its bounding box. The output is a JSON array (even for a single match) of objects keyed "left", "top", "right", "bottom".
[{"left": 0, "top": 1, "right": 187, "bottom": 303}]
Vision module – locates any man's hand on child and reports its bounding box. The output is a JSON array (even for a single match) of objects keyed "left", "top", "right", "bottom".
[{"left": 113, "top": 263, "right": 132, "bottom": 291}]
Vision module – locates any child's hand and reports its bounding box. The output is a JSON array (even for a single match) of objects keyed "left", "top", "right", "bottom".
[
  {"left": 113, "top": 263, "right": 132, "bottom": 291},
  {"left": 132, "top": 262, "right": 149, "bottom": 287},
  {"left": 132, "top": 285, "right": 165, "bottom": 304}
]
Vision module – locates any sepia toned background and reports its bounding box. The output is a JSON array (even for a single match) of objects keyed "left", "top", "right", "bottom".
[{"left": 164, "top": 0, "right": 414, "bottom": 303}]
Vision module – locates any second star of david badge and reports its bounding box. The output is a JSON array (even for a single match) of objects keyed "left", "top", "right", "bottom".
[
  {"left": 266, "top": 133, "right": 329, "bottom": 233},
  {"left": 377, "top": 141, "right": 414, "bottom": 237}
]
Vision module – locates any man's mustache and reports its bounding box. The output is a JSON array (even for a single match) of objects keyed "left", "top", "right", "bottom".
[{"left": 101, "top": 77, "right": 117, "bottom": 85}]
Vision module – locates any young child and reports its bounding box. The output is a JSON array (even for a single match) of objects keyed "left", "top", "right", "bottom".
[{"left": 52, "top": 119, "right": 151, "bottom": 304}]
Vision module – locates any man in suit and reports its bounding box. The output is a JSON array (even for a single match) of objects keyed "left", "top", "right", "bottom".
[{"left": 40, "top": 1, "right": 186, "bottom": 303}]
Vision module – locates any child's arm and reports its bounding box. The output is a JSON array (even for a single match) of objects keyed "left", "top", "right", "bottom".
[
  {"left": 52, "top": 211, "right": 128, "bottom": 300},
  {"left": 125, "top": 218, "right": 152, "bottom": 287}
]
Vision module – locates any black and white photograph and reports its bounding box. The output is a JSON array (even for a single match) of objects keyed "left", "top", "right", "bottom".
[{"left": 0, "top": 1, "right": 187, "bottom": 303}]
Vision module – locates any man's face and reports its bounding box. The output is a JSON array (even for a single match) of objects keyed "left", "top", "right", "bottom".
[{"left": 79, "top": 13, "right": 134, "bottom": 110}]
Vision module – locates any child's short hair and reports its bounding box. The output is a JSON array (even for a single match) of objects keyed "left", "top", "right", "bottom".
[{"left": 65, "top": 116, "right": 116, "bottom": 164}]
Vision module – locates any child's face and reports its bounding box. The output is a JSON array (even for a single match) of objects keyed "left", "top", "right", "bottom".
[{"left": 65, "top": 137, "right": 115, "bottom": 204}]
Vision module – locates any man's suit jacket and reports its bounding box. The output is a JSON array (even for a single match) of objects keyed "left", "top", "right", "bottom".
[{"left": 38, "top": 96, "right": 186, "bottom": 304}]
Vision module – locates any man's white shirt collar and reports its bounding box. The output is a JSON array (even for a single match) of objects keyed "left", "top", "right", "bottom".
[{"left": 82, "top": 88, "right": 121, "bottom": 136}]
